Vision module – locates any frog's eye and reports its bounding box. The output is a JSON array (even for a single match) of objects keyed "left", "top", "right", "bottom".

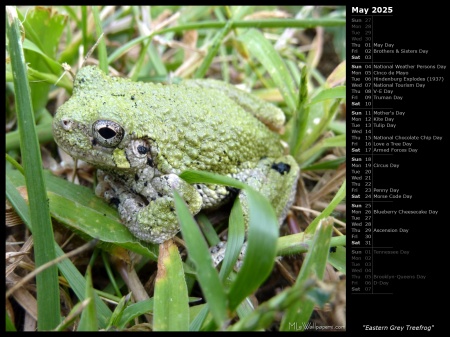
[{"left": 92, "top": 120, "right": 124, "bottom": 148}]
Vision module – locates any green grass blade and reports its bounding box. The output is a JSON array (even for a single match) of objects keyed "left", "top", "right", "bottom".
[
  {"left": 22, "top": 38, "right": 63, "bottom": 74},
  {"left": 196, "top": 213, "right": 221, "bottom": 246},
  {"left": 81, "top": 6, "right": 89, "bottom": 55},
  {"left": 107, "top": 33, "right": 153, "bottom": 65},
  {"left": 235, "top": 297, "right": 255, "bottom": 319},
  {"left": 238, "top": 28, "right": 297, "bottom": 113},
  {"left": 157, "top": 18, "right": 346, "bottom": 34},
  {"left": 308, "top": 85, "right": 346, "bottom": 106},
  {"left": 6, "top": 154, "right": 24, "bottom": 174},
  {"left": 78, "top": 267, "right": 98, "bottom": 331},
  {"left": 91, "top": 6, "right": 108, "bottom": 73},
  {"left": 48, "top": 190, "right": 158, "bottom": 257},
  {"left": 153, "top": 240, "right": 190, "bottom": 331},
  {"left": 218, "top": 198, "right": 245, "bottom": 282},
  {"left": 6, "top": 174, "right": 112, "bottom": 329},
  {"left": 188, "top": 303, "right": 208, "bottom": 325},
  {"left": 329, "top": 120, "right": 346, "bottom": 134},
  {"left": 180, "top": 170, "right": 247, "bottom": 189},
  {"left": 63, "top": 6, "right": 81, "bottom": 26},
  {"left": 305, "top": 180, "right": 346, "bottom": 236},
  {"left": 280, "top": 218, "right": 334, "bottom": 331},
  {"left": 299, "top": 98, "right": 342, "bottom": 155},
  {"left": 229, "top": 278, "right": 320, "bottom": 331},
  {"left": 297, "top": 134, "right": 346, "bottom": 165},
  {"left": 6, "top": 6, "right": 60, "bottom": 330},
  {"left": 289, "top": 66, "right": 309, "bottom": 157},
  {"left": 276, "top": 233, "right": 346, "bottom": 257},
  {"left": 106, "top": 17, "right": 344, "bottom": 65},
  {"left": 322, "top": 134, "right": 346, "bottom": 147},
  {"left": 54, "top": 299, "right": 90, "bottom": 331},
  {"left": 17, "top": 7, "right": 67, "bottom": 113},
  {"left": 5, "top": 313, "right": 16, "bottom": 332},
  {"left": 189, "top": 304, "right": 210, "bottom": 331},
  {"left": 227, "top": 188, "right": 279, "bottom": 312},
  {"left": 6, "top": 122, "right": 54, "bottom": 152},
  {"left": 17, "top": 7, "right": 67, "bottom": 68},
  {"left": 194, "top": 20, "right": 233, "bottom": 79},
  {"left": 117, "top": 298, "right": 153, "bottom": 329},
  {"left": 54, "top": 244, "right": 112, "bottom": 328},
  {"left": 101, "top": 251, "right": 122, "bottom": 297},
  {"left": 27, "top": 67, "right": 73, "bottom": 92},
  {"left": 5, "top": 67, "right": 73, "bottom": 93},
  {"left": 328, "top": 246, "right": 346, "bottom": 274},
  {"left": 7, "top": 169, "right": 159, "bottom": 260},
  {"left": 174, "top": 191, "right": 228, "bottom": 328},
  {"left": 179, "top": 170, "right": 279, "bottom": 312}
]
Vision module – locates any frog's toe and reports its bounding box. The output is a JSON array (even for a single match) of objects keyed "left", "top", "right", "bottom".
[{"left": 135, "top": 198, "right": 180, "bottom": 243}]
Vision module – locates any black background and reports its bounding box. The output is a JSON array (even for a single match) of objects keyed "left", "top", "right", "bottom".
[{"left": 347, "top": 3, "right": 448, "bottom": 335}]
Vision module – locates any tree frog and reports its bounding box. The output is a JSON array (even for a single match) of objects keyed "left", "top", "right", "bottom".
[{"left": 53, "top": 66, "right": 299, "bottom": 244}]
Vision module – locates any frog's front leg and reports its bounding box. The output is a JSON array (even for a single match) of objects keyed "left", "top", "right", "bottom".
[{"left": 96, "top": 170, "right": 203, "bottom": 244}]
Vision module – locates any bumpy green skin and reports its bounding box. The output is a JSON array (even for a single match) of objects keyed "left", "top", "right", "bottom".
[{"left": 53, "top": 66, "right": 299, "bottom": 244}]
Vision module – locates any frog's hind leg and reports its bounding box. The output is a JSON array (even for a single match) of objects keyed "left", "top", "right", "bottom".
[
  {"left": 265, "top": 155, "right": 300, "bottom": 224},
  {"left": 233, "top": 156, "right": 299, "bottom": 225},
  {"left": 210, "top": 156, "right": 299, "bottom": 268},
  {"left": 193, "top": 183, "right": 237, "bottom": 210}
]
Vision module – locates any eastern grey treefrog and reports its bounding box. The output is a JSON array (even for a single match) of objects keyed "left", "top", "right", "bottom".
[{"left": 53, "top": 66, "right": 299, "bottom": 244}]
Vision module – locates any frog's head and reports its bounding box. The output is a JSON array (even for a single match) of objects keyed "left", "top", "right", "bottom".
[{"left": 53, "top": 66, "right": 154, "bottom": 172}]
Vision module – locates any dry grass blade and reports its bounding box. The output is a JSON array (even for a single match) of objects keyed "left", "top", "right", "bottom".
[
  {"left": 6, "top": 272, "right": 38, "bottom": 322},
  {"left": 309, "top": 165, "right": 346, "bottom": 204},
  {"left": 6, "top": 236, "right": 34, "bottom": 278},
  {"left": 6, "top": 239, "right": 98, "bottom": 299},
  {"left": 114, "top": 259, "right": 153, "bottom": 323},
  {"left": 4, "top": 166, "right": 26, "bottom": 231},
  {"left": 292, "top": 206, "right": 346, "bottom": 228}
]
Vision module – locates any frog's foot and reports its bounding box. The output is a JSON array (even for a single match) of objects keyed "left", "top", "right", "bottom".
[
  {"left": 96, "top": 171, "right": 203, "bottom": 244},
  {"left": 192, "top": 183, "right": 236, "bottom": 210},
  {"left": 96, "top": 170, "right": 164, "bottom": 242},
  {"left": 210, "top": 241, "right": 247, "bottom": 271}
]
